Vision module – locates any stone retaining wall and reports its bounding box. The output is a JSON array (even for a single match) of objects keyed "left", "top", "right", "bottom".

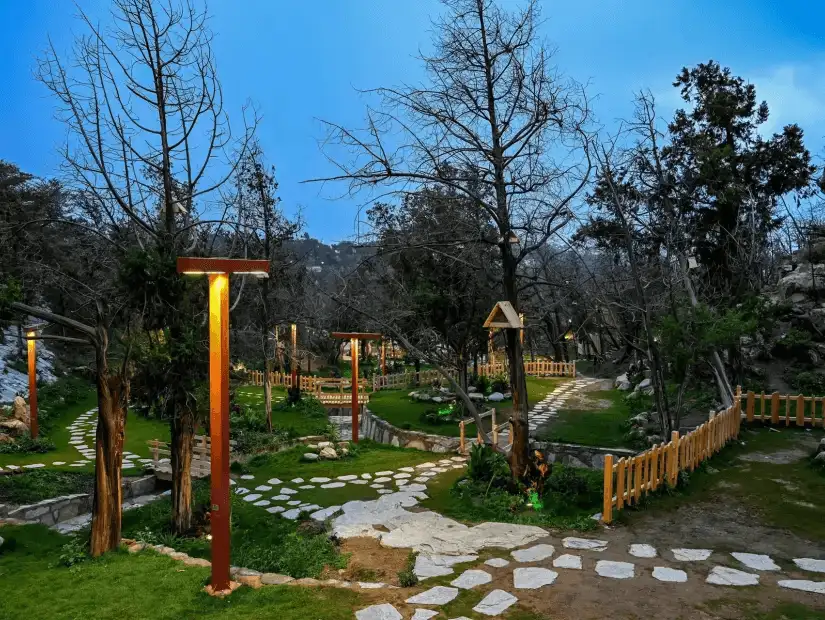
[
  {"left": 0, "top": 475, "right": 157, "bottom": 525},
  {"left": 359, "top": 408, "right": 460, "bottom": 453},
  {"left": 529, "top": 441, "right": 637, "bottom": 470}
]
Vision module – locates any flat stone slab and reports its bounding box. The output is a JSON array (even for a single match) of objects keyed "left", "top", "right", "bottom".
[
  {"left": 370, "top": 484, "right": 385, "bottom": 489},
  {"left": 513, "top": 567, "right": 558, "bottom": 589},
  {"left": 672, "top": 548, "right": 712, "bottom": 561},
  {"left": 242, "top": 494, "right": 262, "bottom": 502},
  {"left": 374, "top": 477, "right": 392, "bottom": 483},
  {"left": 299, "top": 485, "right": 315, "bottom": 490},
  {"left": 254, "top": 485, "right": 272, "bottom": 492},
  {"left": 350, "top": 480, "right": 369, "bottom": 485},
  {"left": 553, "top": 554, "right": 582, "bottom": 570},
  {"left": 731, "top": 552, "right": 780, "bottom": 571},
  {"left": 393, "top": 473, "right": 411, "bottom": 479},
  {"left": 512, "top": 544, "right": 555, "bottom": 562},
  {"left": 629, "top": 544, "right": 657, "bottom": 558},
  {"left": 338, "top": 475, "right": 358, "bottom": 481},
  {"left": 595, "top": 561, "right": 634, "bottom": 579},
  {"left": 706, "top": 566, "right": 759, "bottom": 586},
  {"left": 309, "top": 477, "right": 330, "bottom": 483},
  {"left": 266, "top": 506, "right": 285, "bottom": 514},
  {"left": 450, "top": 569, "right": 492, "bottom": 589},
  {"left": 406, "top": 586, "right": 459, "bottom": 605},
  {"left": 375, "top": 470, "right": 393, "bottom": 476},
  {"left": 291, "top": 478, "right": 304, "bottom": 484},
  {"left": 279, "top": 488, "right": 298, "bottom": 495},
  {"left": 357, "top": 582, "right": 387, "bottom": 589},
  {"left": 361, "top": 473, "right": 372, "bottom": 479},
  {"left": 321, "top": 482, "right": 346, "bottom": 489},
  {"left": 282, "top": 509, "right": 301, "bottom": 520},
  {"left": 411, "top": 610, "right": 438, "bottom": 620},
  {"left": 485, "top": 558, "right": 510, "bottom": 568},
  {"left": 355, "top": 603, "right": 402, "bottom": 620},
  {"left": 271, "top": 495, "right": 290, "bottom": 501},
  {"left": 415, "top": 462, "right": 436, "bottom": 469},
  {"left": 240, "top": 474, "right": 255, "bottom": 480},
  {"left": 778, "top": 580, "right": 825, "bottom": 595},
  {"left": 287, "top": 500, "right": 302, "bottom": 506},
  {"left": 473, "top": 589, "right": 518, "bottom": 616},
  {"left": 415, "top": 554, "right": 478, "bottom": 579},
  {"left": 563, "top": 537, "right": 607, "bottom": 551},
  {"left": 311, "top": 506, "right": 342, "bottom": 520},
  {"left": 794, "top": 558, "right": 825, "bottom": 573},
  {"left": 266, "top": 477, "right": 283, "bottom": 485},
  {"left": 652, "top": 567, "right": 688, "bottom": 583}
]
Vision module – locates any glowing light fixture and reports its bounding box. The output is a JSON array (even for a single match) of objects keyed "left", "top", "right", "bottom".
[{"left": 25, "top": 329, "right": 39, "bottom": 439}]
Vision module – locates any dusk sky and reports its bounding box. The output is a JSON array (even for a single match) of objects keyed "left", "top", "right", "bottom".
[{"left": 2, "top": 0, "right": 824, "bottom": 242}]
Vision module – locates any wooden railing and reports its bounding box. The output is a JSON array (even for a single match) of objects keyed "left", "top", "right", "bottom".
[
  {"left": 602, "top": 387, "right": 825, "bottom": 523},
  {"left": 602, "top": 387, "right": 743, "bottom": 524},
  {"left": 148, "top": 434, "right": 236, "bottom": 479},
  {"left": 247, "top": 371, "right": 367, "bottom": 393},
  {"left": 372, "top": 360, "right": 576, "bottom": 391}
]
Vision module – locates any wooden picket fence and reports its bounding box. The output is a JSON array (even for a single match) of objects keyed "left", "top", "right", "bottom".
[
  {"left": 602, "top": 387, "right": 743, "bottom": 524},
  {"left": 247, "top": 371, "right": 367, "bottom": 393},
  {"left": 372, "top": 369, "right": 453, "bottom": 391},
  {"left": 743, "top": 390, "right": 825, "bottom": 427},
  {"left": 148, "top": 434, "right": 236, "bottom": 481}
]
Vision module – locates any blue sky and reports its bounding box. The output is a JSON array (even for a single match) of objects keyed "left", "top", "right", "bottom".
[{"left": 1, "top": 0, "right": 824, "bottom": 242}]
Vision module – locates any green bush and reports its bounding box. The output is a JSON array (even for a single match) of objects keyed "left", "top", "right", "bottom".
[
  {"left": 489, "top": 372, "right": 509, "bottom": 393},
  {"left": 542, "top": 465, "right": 603, "bottom": 512},
  {"left": 57, "top": 535, "right": 88, "bottom": 568},
  {"left": 233, "top": 531, "right": 346, "bottom": 578},
  {"left": 0, "top": 470, "right": 94, "bottom": 504},
  {"left": 472, "top": 374, "right": 491, "bottom": 395},
  {"left": 787, "top": 370, "right": 825, "bottom": 395},
  {"left": 397, "top": 551, "right": 418, "bottom": 587},
  {"left": 467, "top": 444, "right": 510, "bottom": 484},
  {"left": 0, "top": 434, "right": 55, "bottom": 454}
]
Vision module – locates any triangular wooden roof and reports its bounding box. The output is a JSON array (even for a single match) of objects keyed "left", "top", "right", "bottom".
[{"left": 483, "top": 301, "right": 523, "bottom": 329}]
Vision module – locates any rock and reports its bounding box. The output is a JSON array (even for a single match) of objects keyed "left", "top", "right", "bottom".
[
  {"left": 317, "top": 441, "right": 333, "bottom": 448},
  {"left": 630, "top": 413, "right": 649, "bottom": 426},
  {"left": 706, "top": 566, "right": 759, "bottom": 586},
  {"left": 629, "top": 544, "right": 657, "bottom": 558},
  {"left": 467, "top": 386, "right": 477, "bottom": 393},
  {"left": 431, "top": 397, "right": 444, "bottom": 404},
  {"left": 817, "top": 438, "right": 825, "bottom": 454},
  {"left": 815, "top": 452, "right": 825, "bottom": 464},
  {"left": 414, "top": 554, "right": 479, "bottom": 579},
  {"left": 12, "top": 396, "right": 28, "bottom": 422},
  {"left": 778, "top": 580, "right": 825, "bottom": 594},
  {"left": 552, "top": 554, "right": 582, "bottom": 570},
  {"left": 306, "top": 444, "right": 318, "bottom": 450},
  {"left": 731, "top": 553, "right": 780, "bottom": 571},
  {"left": 794, "top": 558, "right": 825, "bottom": 573},
  {"left": 484, "top": 557, "right": 510, "bottom": 568},
  {"left": 672, "top": 548, "right": 712, "bottom": 561},
  {"left": 595, "top": 560, "right": 634, "bottom": 579},
  {"left": 405, "top": 586, "right": 459, "bottom": 605},
  {"left": 0, "top": 419, "right": 28, "bottom": 436},
  {"left": 513, "top": 567, "right": 558, "bottom": 589},
  {"left": 340, "top": 447, "right": 349, "bottom": 456},
  {"left": 0, "top": 433, "right": 13, "bottom": 444},
  {"left": 562, "top": 537, "right": 607, "bottom": 551},
  {"left": 652, "top": 567, "right": 687, "bottom": 582},
  {"left": 319, "top": 447, "right": 338, "bottom": 460},
  {"left": 616, "top": 380, "right": 632, "bottom": 391},
  {"left": 450, "top": 569, "right": 492, "bottom": 590},
  {"left": 355, "top": 604, "right": 402, "bottom": 620},
  {"left": 468, "top": 392, "right": 484, "bottom": 401},
  {"left": 472, "top": 589, "right": 518, "bottom": 616},
  {"left": 511, "top": 544, "right": 555, "bottom": 562},
  {"left": 780, "top": 263, "right": 825, "bottom": 297},
  {"left": 261, "top": 573, "right": 295, "bottom": 585},
  {"left": 635, "top": 378, "right": 651, "bottom": 392},
  {"left": 487, "top": 392, "right": 505, "bottom": 402}
]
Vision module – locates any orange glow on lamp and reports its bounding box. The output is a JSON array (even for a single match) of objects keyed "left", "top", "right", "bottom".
[
  {"left": 27, "top": 330, "right": 38, "bottom": 439},
  {"left": 177, "top": 257, "right": 269, "bottom": 593}
]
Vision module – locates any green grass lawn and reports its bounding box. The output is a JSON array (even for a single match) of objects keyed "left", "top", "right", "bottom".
[
  {"left": 0, "top": 523, "right": 363, "bottom": 620},
  {"left": 536, "top": 389, "right": 636, "bottom": 448},
  {"left": 368, "top": 377, "right": 567, "bottom": 437},
  {"left": 0, "top": 387, "right": 169, "bottom": 472},
  {"left": 234, "top": 386, "right": 330, "bottom": 437}
]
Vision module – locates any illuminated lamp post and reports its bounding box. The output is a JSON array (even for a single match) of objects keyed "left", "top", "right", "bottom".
[
  {"left": 331, "top": 332, "right": 382, "bottom": 443},
  {"left": 23, "top": 325, "right": 45, "bottom": 438},
  {"left": 291, "top": 323, "right": 298, "bottom": 389},
  {"left": 177, "top": 257, "right": 269, "bottom": 594}
]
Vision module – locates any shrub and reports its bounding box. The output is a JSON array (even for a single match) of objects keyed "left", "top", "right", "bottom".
[
  {"left": 234, "top": 531, "right": 346, "bottom": 578},
  {"left": 0, "top": 434, "right": 55, "bottom": 454},
  {"left": 787, "top": 370, "right": 825, "bottom": 395},
  {"left": 397, "top": 551, "right": 418, "bottom": 587},
  {"left": 489, "top": 372, "right": 509, "bottom": 393},
  {"left": 467, "top": 444, "right": 510, "bottom": 483},
  {"left": 472, "top": 374, "right": 491, "bottom": 395},
  {"left": 57, "top": 535, "right": 88, "bottom": 568},
  {"left": 542, "top": 466, "right": 603, "bottom": 512},
  {"left": 0, "top": 470, "right": 94, "bottom": 504}
]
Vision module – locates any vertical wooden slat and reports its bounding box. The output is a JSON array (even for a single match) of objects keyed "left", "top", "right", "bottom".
[
  {"left": 784, "top": 395, "right": 790, "bottom": 426},
  {"left": 459, "top": 421, "right": 465, "bottom": 454},
  {"left": 616, "top": 458, "right": 626, "bottom": 510},
  {"left": 771, "top": 392, "right": 780, "bottom": 425},
  {"left": 651, "top": 445, "right": 659, "bottom": 490},
  {"left": 633, "top": 455, "right": 642, "bottom": 503},
  {"left": 603, "top": 455, "right": 614, "bottom": 524},
  {"left": 746, "top": 391, "right": 755, "bottom": 423},
  {"left": 625, "top": 456, "right": 633, "bottom": 505},
  {"left": 669, "top": 431, "right": 679, "bottom": 486},
  {"left": 796, "top": 394, "right": 805, "bottom": 427}
]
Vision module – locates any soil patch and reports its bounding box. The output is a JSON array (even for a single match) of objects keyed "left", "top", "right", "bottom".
[
  {"left": 738, "top": 448, "right": 810, "bottom": 464},
  {"left": 326, "top": 537, "right": 411, "bottom": 586}
]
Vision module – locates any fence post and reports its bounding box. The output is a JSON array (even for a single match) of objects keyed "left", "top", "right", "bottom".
[
  {"left": 459, "top": 421, "right": 465, "bottom": 454},
  {"left": 508, "top": 421, "right": 514, "bottom": 446},
  {"left": 771, "top": 392, "right": 780, "bottom": 424},
  {"left": 491, "top": 408, "right": 498, "bottom": 446},
  {"left": 603, "top": 454, "right": 614, "bottom": 524},
  {"left": 796, "top": 394, "right": 805, "bottom": 427},
  {"left": 669, "top": 431, "right": 679, "bottom": 486}
]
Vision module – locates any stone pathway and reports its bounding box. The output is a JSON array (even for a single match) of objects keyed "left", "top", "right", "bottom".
[
  {"left": 51, "top": 491, "right": 167, "bottom": 534},
  {"left": 356, "top": 537, "right": 825, "bottom": 618}
]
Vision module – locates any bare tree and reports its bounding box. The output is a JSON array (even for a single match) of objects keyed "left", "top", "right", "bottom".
[
  {"left": 312, "top": 0, "right": 591, "bottom": 475},
  {"left": 37, "top": 0, "right": 255, "bottom": 533}
]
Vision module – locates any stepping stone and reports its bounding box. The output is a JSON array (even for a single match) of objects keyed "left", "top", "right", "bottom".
[
  {"left": 350, "top": 479, "right": 369, "bottom": 485},
  {"left": 299, "top": 485, "right": 315, "bottom": 490},
  {"left": 450, "top": 464, "right": 464, "bottom": 469},
  {"left": 595, "top": 561, "right": 634, "bottom": 579},
  {"left": 450, "top": 569, "right": 492, "bottom": 589},
  {"left": 282, "top": 509, "right": 301, "bottom": 520},
  {"left": 337, "top": 475, "right": 358, "bottom": 481},
  {"left": 706, "top": 566, "right": 759, "bottom": 586},
  {"left": 69, "top": 463, "right": 84, "bottom": 467},
  {"left": 375, "top": 470, "right": 393, "bottom": 476},
  {"left": 52, "top": 462, "right": 66, "bottom": 466},
  {"left": 240, "top": 474, "right": 255, "bottom": 480},
  {"left": 438, "top": 460, "right": 452, "bottom": 465},
  {"left": 777, "top": 580, "right": 825, "bottom": 595},
  {"left": 361, "top": 473, "right": 372, "bottom": 479},
  {"left": 377, "top": 489, "right": 394, "bottom": 495},
  {"left": 411, "top": 611, "right": 438, "bottom": 620},
  {"left": 629, "top": 544, "right": 657, "bottom": 558},
  {"left": 279, "top": 488, "right": 298, "bottom": 495},
  {"left": 731, "top": 552, "right": 780, "bottom": 571},
  {"left": 321, "top": 482, "right": 346, "bottom": 489},
  {"left": 672, "top": 548, "right": 712, "bottom": 561},
  {"left": 485, "top": 558, "right": 510, "bottom": 568},
  {"left": 563, "top": 537, "right": 607, "bottom": 551},
  {"left": 374, "top": 477, "right": 392, "bottom": 483},
  {"left": 406, "top": 586, "right": 459, "bottom": 605},
  {"left": 652, "top": 567, "right": 688, "bottom": 583},
  {"left": 310, "top": 506, "right": 341, "bottom": 520},
  {"left": 473, "top": 589, "right": 518, "bottom": 616},
  {"left": 287, "top": 500, "right": 302, "bottom": 506},
  {"left": 413, "top": 477, "right": 429, "bottom": 483},
  {"left": 414, "top": 554, "right": 478, "bottom": 579},
  {"left": 309, "top": 477, "right": 330, "bottom": 483},
  {"left": 266, "top": 506, "right": 285, "bottom": 514},
  {"left": 553, "top": 554, "right": 582, "bottom": 570},
  {"left": 431, "top": 468, "right": 447, "bottom": 473},
  {"left": 393, "top": 473, "right": 411, "bottom": 479},
  {"left": 234, "top": 487, "right": 250, "bottom": 495},
  {"left": 267, "top": 478, "right": 283, "bottom": 485},
  {"left": 242, "top": 494, "right": 262, "bottom": 502},
  {"left": 271, "top": 495, "right": 290, "bottom": 501},
  {"left": 355, "top": 604, "right": 402, "bottom": 620},
  {"left": 794, "top": 558, "right": 825, "bottom": 573},
  {"left": 301, "top": 504, "right": 320, "bottom": 512},
  {"left": 23, "top": 464, "right": 45, "bottom": 469},
  {"left": 398, "top": 467, "right": 415, "bottom": 472},
  {"left": 512, "top": 544, "right": 555, "bottom": 562},
  {"left": 370, "top": 484, "right": 385, "bottom": 489},
  {"left": 396, "top": 479, "right": 408, "bottom": 487},
  {"left": 357, "top": 582, "right": 387, "bottom": 589},
  {"left": 254, "top": 485, "right": 272, "bottom": 492},
  {"left": 415, "top": 462, "right": 436, "bottom": 469},
  {"left": 513, "top": 567, "right": 558, "bottom": 589},
  {"left": 253, "top": 500, "right": 271, "bottom": 507},
  {"left": 450, "top": 457, "right": 466, "bottom": 462},
  {"left": 69, "top": 440, "right": 84, "bottom": 445}
]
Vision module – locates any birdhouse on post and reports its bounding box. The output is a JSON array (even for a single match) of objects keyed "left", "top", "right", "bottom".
[{"left": 483, "top": 301, "right": 523, "bottom": 330}]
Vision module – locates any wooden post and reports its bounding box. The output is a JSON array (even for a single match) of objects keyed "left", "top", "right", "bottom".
[
  {"left": 26, "top": 332, "right": 38, "bottom": 439},
  {"left": 669, "top": 431, "right": 679, "bottom": 486},
  {"left": 491, "top": 408, "right": 498, "bottom": 446},
  {"left": 459, "top": 421, "right": 466, "bottom": 454},
  {"left": 488, "top": 329, "right": 495, "bottom": 366},
  {"left": 616, "top": 458, "right": 626, "bottom": 510},
  {"left": 381, "top": 339, "right": 387, "bottom": 376},
  {"left": 603, "top": 454, "right": 614, "bottom": 524},
  {"left": 508, "top": 420, "right": 514, "bottom": 446},
  {"left": 208, "top": 273, "right": 231, "bottom": 593},
  {"left": 796, "top": 394, "right": 805, "bottom": 427},
  {"left": 519, "top": 313, "right": 525, "bottom": 346},
  {"left": 291, "top": 323, "right": 298, "bottom": 390},
  {"left": 746, "top": 391, "right": 755, "bottom": 423},
  {"left": 351, "top": 337, "right": 360, "bottom": 443},
  {"left": 771, "top": 392, "right": 780, "bottom": 425}
]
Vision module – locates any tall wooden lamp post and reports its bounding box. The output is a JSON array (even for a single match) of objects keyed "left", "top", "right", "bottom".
[
  {"left": 331, "top": 332, "right": 382, "bottom": 443},
  {"left": 177, "top": 257, "right": 269, "bottom": 594},
  {"left": 290, "top": 323, "right": 298, "bottom": 388},
  {"left": 23, "top": 324, "right": 45, "bottom": 438}
]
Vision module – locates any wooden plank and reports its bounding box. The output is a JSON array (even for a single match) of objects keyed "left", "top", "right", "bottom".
[
  {"left": 651, "top": 445, "right": 659, "bottom": 491},
  {"left": 603, "top": 454, "right": 614, "bottom": 524},
  {"left": 616, "top": 458, "right": 626, "bottom": 510},
  {"left": 797, "top": 394, "right": 805, "bottom": 427},
  {"left": 625, "top": 456, "right": 633, "bottom": 505},
  {"left": 633, "top": 455, "right": 642, "bottom": 503},
  {"left": 746, "top": 391, "right": 755, "bottom": 423}
]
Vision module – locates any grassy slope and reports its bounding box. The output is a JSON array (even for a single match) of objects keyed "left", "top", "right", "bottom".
[
  {"left": 368, "top": 377, "right": 567, "bottom": 437},
  {"left": 619, "top": 425, "right": 825, "bottom": 542},
  {"left": 537, "top": 389, "right": 636, "bottom": 448},
  {"left": 0, "top": 524, "right": 362, "bottom": 620}
]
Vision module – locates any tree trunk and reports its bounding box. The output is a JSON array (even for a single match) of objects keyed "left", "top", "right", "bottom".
[
  {"left": 264, "top": 357, "right": 273, "bottom": 432},
  {"left": 170, "top": 404, "right": 194, "bottom": 533},
  {"left": 502, "top": 253, "right": 530, "bottom": 476},
  {"left": 89, "top": 366, "right": 127, "bottom": 556},
  {"left": 414, "top": 358, "right": 421, "bottom": 386}
]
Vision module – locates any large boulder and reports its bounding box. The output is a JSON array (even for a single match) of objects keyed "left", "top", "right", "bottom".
[
  {"left": 817, "top": 438, "right": 825, "bottom": 455},
  {"left": 0, "top": 433, "right": 13, "bottom": 444},
  {"left": 302, "top": 452, "right": 320, "bottom": 462},
  {"left": 468, "top": 392, "right": 485, "bottom": 401},
  {"left": 319, "top": 446, "right": 338, "bottom": 460},
  {"left": 0, "top": 418, "right": 28, "bottom": 437},
  {"left": 780, "top": 263, "right": 825, "bottom": 297},
  {"left": 12, "top": 396, "right": 28, "bottom": 423},
  {"left": 467, "top": 386, "right": 477, "bottom": 393},
  {"left": 487, "top": 392, "right": 505, "bottom": 402},
  {"left": 615, "top": 373, "right": 632, "bottom": 391}
]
